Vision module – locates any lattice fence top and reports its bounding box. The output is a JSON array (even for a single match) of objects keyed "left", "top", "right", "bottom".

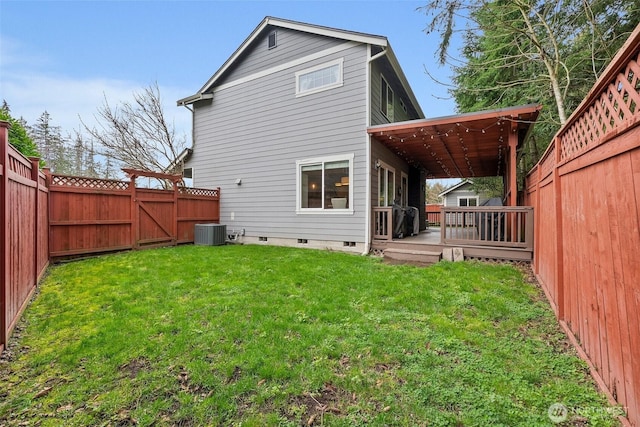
[
  {"left": 539, "top": 140, "right": 556, "bottom": 179},
  {"left": 179, "top": 187, "right": 220, "bottom": 197},
  {"left": 50, "top": 175, "right": 130, "bottom": 191},
  {"left": 560, "top": 48, "right": 640, "bottom": 162}
]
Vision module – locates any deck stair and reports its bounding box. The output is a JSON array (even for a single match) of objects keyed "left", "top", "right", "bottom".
[{"left": 383, "top": 248, "right": 441, "bottom": 266}]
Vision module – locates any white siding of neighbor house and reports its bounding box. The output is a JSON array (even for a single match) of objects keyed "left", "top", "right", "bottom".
[
  {"left": 187, "top": 31, "right": 369, "bottom": 244},
  {"left": 442, "top": 182, "right": 491, "bottom": 207}
]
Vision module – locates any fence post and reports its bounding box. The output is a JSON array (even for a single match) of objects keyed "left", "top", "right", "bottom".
[
  {"left": 172, "top": 180, "right": 178, "bottom": 246},
  {"left": 42, "top": 168, "right": 52, "bottom": 263},
  {"left": 440, "top": 207, "right": 446, "bottom": 243},
  {"left": 534, "top": 163, "right": 541, "bottom": 273},
  {"left": 129, "top": 175, "right": 138, "bottom": 249},
  {"left": 553, "top": 136, "right": 565, "bottom": 320},
  {"left": 0, "top": 120, "right": 11, "bottom": 351},
  {"left": 29, "top": 157, "right": 40, "bottom": 290}
]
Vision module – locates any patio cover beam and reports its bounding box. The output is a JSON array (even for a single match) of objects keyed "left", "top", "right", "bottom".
[{"left": 367, "top": 104, "right": 542, "bottom": 183}]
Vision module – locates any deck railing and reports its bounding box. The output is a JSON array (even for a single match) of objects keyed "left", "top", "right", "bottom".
[
  {"left": 374, "top": 206, "right": 534, "bottom": 250},
  {"left": 441, "top": 207, "right": 534, "bottom": 249},
  {"left": 372, "top": 207, "right": 393, "bottom": 240}
]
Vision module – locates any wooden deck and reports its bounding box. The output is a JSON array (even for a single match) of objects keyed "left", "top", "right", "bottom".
[
  {"left": 372, "top": 206, "right": 534, "bottom": 263},
  {"left": 372, "top": 226, "right": 533, "bottom": 263}
]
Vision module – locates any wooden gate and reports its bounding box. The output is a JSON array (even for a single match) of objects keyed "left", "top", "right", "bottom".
[
  {"left": 127, "top": 168, "right": 195, "bottom": 250},
  {"left": 134, "top": 188, "right": 177, "bottom": 249}
]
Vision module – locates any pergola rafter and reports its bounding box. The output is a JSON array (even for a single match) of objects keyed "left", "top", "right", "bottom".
[{"left": 368, "top": 103, "right": 542, "bottom": 206}]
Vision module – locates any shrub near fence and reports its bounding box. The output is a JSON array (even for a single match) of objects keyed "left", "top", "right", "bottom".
[
  {"left": 525, "top": 24, "right": 640, "bottom": 426},
  {"left": 0, "top": 121, "right": 49, "bottom": 353}
]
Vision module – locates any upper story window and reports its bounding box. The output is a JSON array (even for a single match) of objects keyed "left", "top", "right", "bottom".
[
  {"left": 295, "top": 58, "right": 344, "bottom": 97},
  {"left": 268, "top": 31, "right": 277, "bottom": 49},
  {"left": 380, "top": 75, "right": 394, "bottom": 121}
]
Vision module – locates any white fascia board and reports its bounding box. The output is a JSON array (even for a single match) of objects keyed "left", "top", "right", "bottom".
[
  {"left": 176, "top": 93, "right": 213, "bottom": 106},
  {"left": 268, "top": 17, "right": 388, "bottom": 47},
  {"left": 438, "top": 179, "right": 472, "bottom": 197}
]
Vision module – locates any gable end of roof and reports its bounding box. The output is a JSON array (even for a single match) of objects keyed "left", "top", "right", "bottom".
[{"left": 178, "top": 16, "right": 389, "bottom": 106}]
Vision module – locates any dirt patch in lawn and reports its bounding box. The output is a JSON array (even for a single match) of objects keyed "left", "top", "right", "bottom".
[
  {"left": 284, "top": 382, "right": 355, "bottom": 425},
  {"left": 119, "top": 356, "right": 151, "bottom": 379}
]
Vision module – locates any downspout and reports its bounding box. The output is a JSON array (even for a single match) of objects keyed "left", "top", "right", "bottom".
[{"left": 362, "top": 47, "right": 388, "bottom": 255}]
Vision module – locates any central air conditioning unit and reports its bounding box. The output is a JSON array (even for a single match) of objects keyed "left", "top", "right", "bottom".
[{"left": 194, "top": 224, "right": 227, "bottom": 246}]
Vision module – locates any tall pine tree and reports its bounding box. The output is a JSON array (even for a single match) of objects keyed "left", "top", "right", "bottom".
[{"left": 30, "top": 111, "right": 72, "bottom": 173}]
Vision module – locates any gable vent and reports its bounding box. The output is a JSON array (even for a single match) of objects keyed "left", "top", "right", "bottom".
[{"left": 268, "top": 31, "right": 277, "bottom": 49}]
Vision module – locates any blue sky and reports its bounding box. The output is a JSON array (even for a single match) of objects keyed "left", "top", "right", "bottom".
[{"left": 0, "top": 0, "right": 458, "bottom": 145}]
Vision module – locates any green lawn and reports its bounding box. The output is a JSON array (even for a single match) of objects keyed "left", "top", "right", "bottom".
[{"left": 0, "top": 245, "right": 621, "bottom": 426}]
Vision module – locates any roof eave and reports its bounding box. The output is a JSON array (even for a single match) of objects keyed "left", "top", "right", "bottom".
[
  {"left": 177, "top": 93, "right": 214, "bottom": 106},
  {"left": 438, "top": 179, "right": 472, "bottom": 197},
  {"left": 367, "top": 103, "right": 542, "bottom": 134}
]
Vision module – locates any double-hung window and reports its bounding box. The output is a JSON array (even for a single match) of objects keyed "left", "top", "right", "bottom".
[
  {"left": 295, "top": 58, "right": 344, "bottom": 97},
  {"left": 380, "top": 75, "right": 394, "bottom": 121},
  {"left": 297, "top": 154, "right": 353, "bottom": 212}
]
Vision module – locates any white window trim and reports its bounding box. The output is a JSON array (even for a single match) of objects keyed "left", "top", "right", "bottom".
[
  {"left": 380, "top": 74, "right": 394, "bottom": 120},
  {"left": 296, "top": 153, "right": 354, "bottom": 214},
  {"left": 295, "top": 58, "right": 344, "bottom": 98},
  {"left": 457, "top": 196, "right": 480, "bottom": 207},
  {"left": 377, "top": 160, "right": 395, "bottom": 207}
]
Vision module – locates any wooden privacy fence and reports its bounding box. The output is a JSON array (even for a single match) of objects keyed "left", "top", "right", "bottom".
[
  {"left": 425, "top": 204, "right": 441, "bottom": 226},
  {"left": 48, "top": 169, "right": 220, "bottom": 259},
  {"left": 0, "top": 122, "right": 49, "bottom": 353},
  {"left": 0, "top": 121, "right": 221, "bottom": 352},
  {"left": 525, "top": 24, "right": 640, "bottom": 426}
]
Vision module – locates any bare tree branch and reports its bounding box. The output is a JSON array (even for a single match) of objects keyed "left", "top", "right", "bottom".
[{"left": 80, "top": 82, "right": 187, "bottom": 175}]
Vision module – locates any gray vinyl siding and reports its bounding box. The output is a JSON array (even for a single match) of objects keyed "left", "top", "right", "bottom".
[
  {"left": 370, "top": 139, "right": 410, "bottom": 208},
  {"left": 188, "top": 40, "right": 369, "bottom": 243},
  {"left": 369, "top": 58, "right": 419, "bottom": 127},
  {"left": 217, "top": 27, "right": 346, "bottom": 86}
]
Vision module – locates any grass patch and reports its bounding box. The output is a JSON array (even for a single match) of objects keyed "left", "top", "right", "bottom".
[{"left": 0, "top": 245, "right": 620, "bottom": 426}]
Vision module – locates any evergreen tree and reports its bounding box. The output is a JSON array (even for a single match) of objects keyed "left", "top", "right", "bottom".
[
  {"left": 419, "top": 0, "right": 640, "bottom": 167},
  {"left": 0, "top": 101, "right": 40, "bottom": 159},
  {"left": 30, "top": 111, "right": 72, "bottom": 173}
]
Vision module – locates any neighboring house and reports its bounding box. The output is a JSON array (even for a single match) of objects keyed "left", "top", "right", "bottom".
[
  {"left": 438, "top": 179, "right": 497, "bottom": 227},
  {"left": 438, "top": 180, "right": 491, "bottom": 207},
  {"left": 177, "top": 16, "right": 425, "bottom": 253}
]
